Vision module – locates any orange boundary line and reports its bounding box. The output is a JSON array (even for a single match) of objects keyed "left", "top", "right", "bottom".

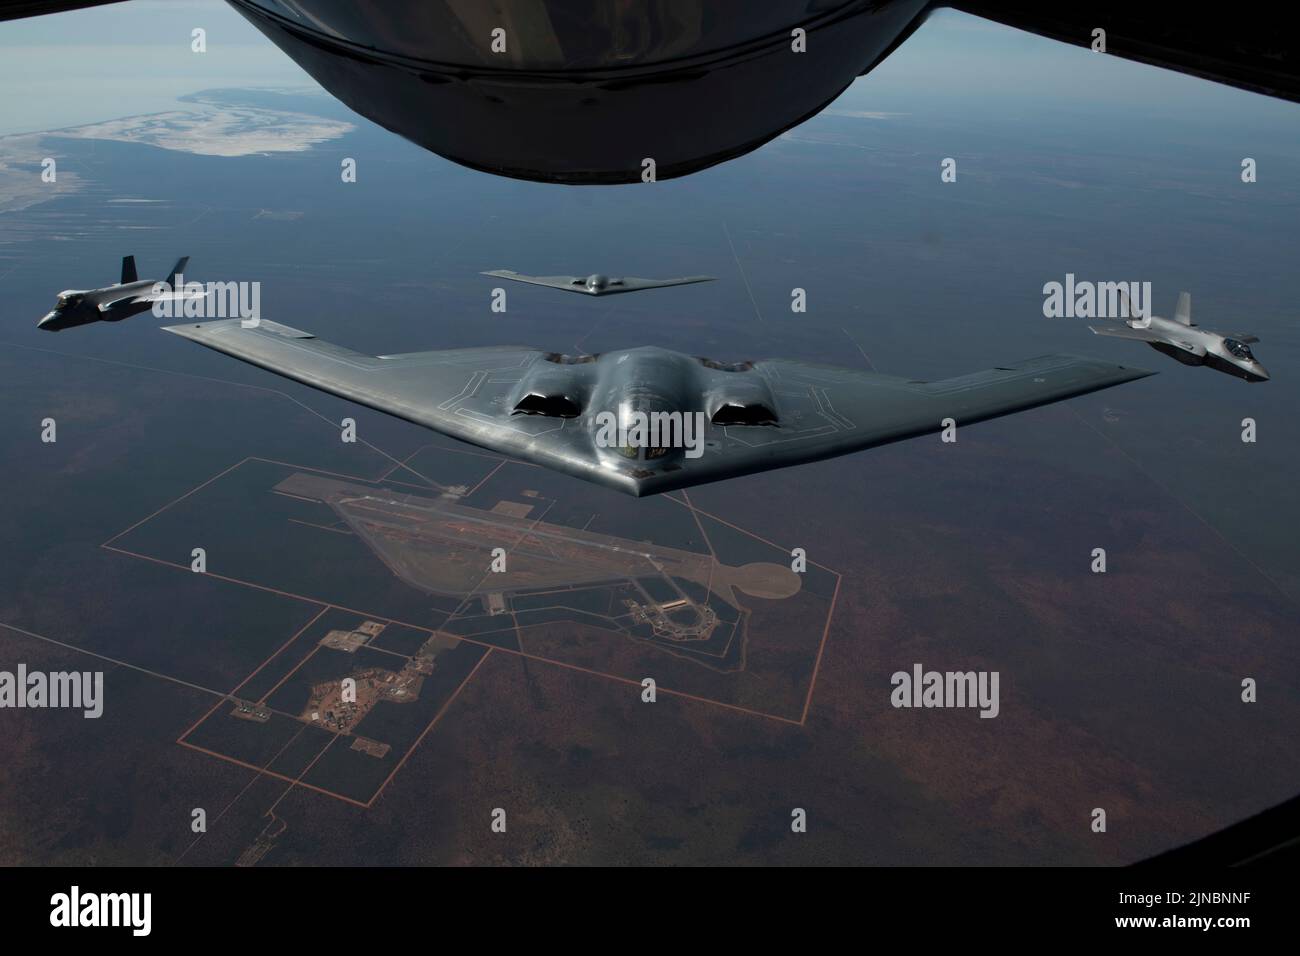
[
  {"left": 464, "top": 458, "right": 507, "bottom": 498},
  {"left": 800, "top": 572, "right": 841, "bottom": 725},
  {"left": 267, "top": 732, "right": 340, "bottom": 814},
  {"left": 661, "top": 492, "right": 840, "bottom": 575},
  {"left": 257, "top": 645, "right": 320, "bottom": 706},
  {"left": 177, "top": 739, "right": 369, "bottom": 809},
  {"left": 177, "top": 605, "right": 329, "bottom": 742},
  {"left": 103, "top": 456, "right": 250, "bottom": 547},
  {"left": 365, "top": 647, "right": 494, "bottom": 807}
]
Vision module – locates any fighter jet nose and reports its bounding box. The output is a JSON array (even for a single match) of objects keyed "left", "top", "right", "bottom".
[{"left": 37, "top": 312, "right": 59, "bottom": 331}]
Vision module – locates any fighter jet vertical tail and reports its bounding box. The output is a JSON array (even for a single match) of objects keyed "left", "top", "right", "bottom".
[
  {"left": 120, "top": 255, "right": 137, "bottom": 285},
  {"left": 1174, "top": 292, "right": 1192, "bottom": 326},
  {"left": 165, "top": 256, "right": 190, "bottom": 286}
]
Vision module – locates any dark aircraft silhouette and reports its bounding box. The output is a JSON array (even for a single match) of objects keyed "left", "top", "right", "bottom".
[
  {"left": 37, "top": 255, "right": 197, "bottom": 331},
  {"left": 161, "top": 316, "right": 1151, "bottom": 497},
  {"left": 3, "top": 2, "right": 1297, "bottom": 184},
  {"left": 483, "top": 270, "right": 715, "bottom": 297}
]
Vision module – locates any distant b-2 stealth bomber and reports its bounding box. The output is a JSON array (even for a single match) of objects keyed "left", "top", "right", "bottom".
[
  {"left": 482, "top": 270, "right": 715, "bottom": 297},
  {"left": 158, "top": 317, "right": 1152, "bottom": 497}
]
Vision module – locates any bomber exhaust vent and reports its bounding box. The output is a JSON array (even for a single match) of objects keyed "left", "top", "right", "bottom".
[
  {"left": 513, "top": 392, "right": 581, "bottom": 418},
  {"left": 711, "top": 402, "right": 778, "bottom": 426}
]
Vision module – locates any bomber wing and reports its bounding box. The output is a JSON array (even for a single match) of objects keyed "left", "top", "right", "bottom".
[
  {"left": 605, "top": 275, "right": 715, "bottom": 293},
  {"left": 163, "top": 319, "right": 1151, "bottom": 496},
  {"left": 162, "top": 318, "right": 611, "bottom": 483},
  {"left": 635, "top": 354, "right": 1155, "bottom": 494}
]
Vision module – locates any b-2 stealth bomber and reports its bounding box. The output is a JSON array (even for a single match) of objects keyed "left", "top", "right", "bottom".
[
  {"left": 482, "top": 270, "right": 715, "bottom": 297},
  {"left": 38, "top": 255, "right": 198, "bottom": 332},
  {"left": 1090, "top": 292, "right": 1268, "bottom": 382},
  {"left": 161, "top": 317, "right": 1153, "bottom": 497}
]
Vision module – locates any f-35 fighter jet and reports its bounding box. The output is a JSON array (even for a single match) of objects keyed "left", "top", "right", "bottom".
[
  {"left": 482, "top": 270, "right": 715, "bottom": 297},
  {"left": 1089, "top": 292, "right": 1268, "bottom": 382},
  {"left": 162, "top": 318, "right": 1152, "bottom": 497},
  {"left": 38, "top": 255, "right": 199, "bottom": 331}
]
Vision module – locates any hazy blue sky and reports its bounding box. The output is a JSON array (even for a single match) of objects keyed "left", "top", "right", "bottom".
[{"left": 0, "top": 0, "right": 312, "bottom": 134}]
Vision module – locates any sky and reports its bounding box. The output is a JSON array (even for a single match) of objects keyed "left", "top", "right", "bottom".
[{"left": 0, "top": 0, "right": 314, "bottom": 134}]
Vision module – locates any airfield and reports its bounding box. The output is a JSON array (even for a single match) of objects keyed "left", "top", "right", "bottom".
[{"left": 90, "top": 451, "right": 838, "bottom": 820}]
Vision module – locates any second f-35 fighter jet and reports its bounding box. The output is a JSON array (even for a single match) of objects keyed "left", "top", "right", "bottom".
[
  {"left": 1089, "top": 292, "right": 1269, "bottom": 382},
  {"left": 162, "top": 318, "right": 1152, "bottom": 496},
  {"left": 37, "top": 255, "right": 198, "bottom": 331},
  {"left": 482, "top": 270, "right": 715, "bottom": 297}
]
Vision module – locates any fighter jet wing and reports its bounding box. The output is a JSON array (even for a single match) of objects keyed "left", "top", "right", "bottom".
[
  {"left": 482, "top": 270, "right": 714, "bottom": 296},
  {"left": 1089, "top": 324, "right": 1162, "bottom": 342},
  {"left": 163, "top": 318, "right": 1151, "bottom": 497},
  {"left": 101, "top": 291, "right": 174, "bottom": 309},
  {"left": 98, "top": 294, "right": 144, "bottom": 311},
  {"left": 99, "top": 288, "right": 202, "bottom": 313}
]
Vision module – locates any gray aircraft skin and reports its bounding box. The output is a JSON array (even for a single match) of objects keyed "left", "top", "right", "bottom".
[
  {"left": 482, "top": 270, "right": 716, "bottom": 297},
  {"left": 162, "top": 317, "right": 1153, "bottom": 497},
  {"left": 1089, "top": 292, "right": 1268, "bottom": 383},
  {"left": 37, "top": 255, "right": 198, "bottom": 332}
]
